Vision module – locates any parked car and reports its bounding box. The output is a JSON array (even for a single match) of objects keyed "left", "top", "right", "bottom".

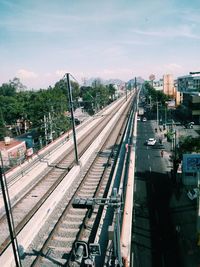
[
  {"left": 146, "top": 138, "right": 156, "bottom": 146},
  {"left": 137, "top": 116, "right": 141, "bottom": 121},
  {"left": 142, "top": 117, "right": 147, "bottom": 122},
  {"left": 187, "top": 188, "right": 198, "bottom": 200},
  {"left": 185, "top": 122, "right": 194, "bottom": 129}
]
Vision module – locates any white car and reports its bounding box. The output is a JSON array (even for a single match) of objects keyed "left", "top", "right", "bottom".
[
  {"left": 187, "top": 188, "right": 198, "bottom": 200},
  {"left": 142, "top": 117, "right": 147, "bottom": 122},
  {"left": 137, "top": 116, "right": 141, "bottom": 121},
  {"left": 146, "top": 138, "right": 156, "bottom": 146}
]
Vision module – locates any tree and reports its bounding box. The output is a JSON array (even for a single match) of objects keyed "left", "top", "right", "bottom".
[
  {"left": 0, "top": 83, "right": 16, "bottom": 97},
  {"left": 9, "top": 77, "right": 27, "bottom": 92},
  {"left": 107, "top": 84, "right": 116, "bottom": 101},
  {"left": 177, "top": 136, "right": 200, "bottom": 157},
  {"left": 80, "top": 86, "right": 95, "bottom": 115},
  {"left": 0, "top": 106, "right": 6, "bottom": 140},
  {"left": 144, "top": 81, "right": 169, "bottom": 105}
]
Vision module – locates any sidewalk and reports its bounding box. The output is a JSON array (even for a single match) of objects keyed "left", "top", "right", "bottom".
[
  {"left": 152, "top": 121, "right": 173, "bottom": 173},
  {"left": 152, "top": 120, "right": 200, "bottom": 267}
]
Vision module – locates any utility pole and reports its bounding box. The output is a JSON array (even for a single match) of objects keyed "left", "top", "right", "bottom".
[
  {"left": 173, "top": 129, "right": 177, "bottom": 173},
  {"left": 165, "top": 106, "right": 167, "bottom": 125},
  {"left": 0, "top": 161, "right": 22, "bottom": 267},
  {"left": 48, "top": 112, "right": 53, "bottom": 142},
  {"left": 149, "top": 96, "right": 152, "bottom": 109},
  {"left": 65, "top": 73, "right": 79, "bottom": 165},
  {"left": 156, "top": 101, "right": 159, "bottom": 128},
  {"left": 44, "top": 115, "right": 48, "bottom": 145},
  {"left": 134, "top": 77, "right": 137, "bottom": 91}
]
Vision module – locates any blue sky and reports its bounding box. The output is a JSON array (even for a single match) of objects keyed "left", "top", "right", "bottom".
[{"left": 0, "top": 0, "right": 200, "bottom": 89}]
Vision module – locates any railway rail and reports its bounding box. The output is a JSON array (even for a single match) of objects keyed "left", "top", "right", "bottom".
[
  {"left": 25, "top": 93, "right": 133, "bottom": 267},
  {"left": 0, "top": 94, "right": 134, "bottom": 265}
]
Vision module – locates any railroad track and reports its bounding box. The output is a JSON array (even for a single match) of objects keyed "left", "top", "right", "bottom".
[
  {"left": 27, "top": 93, "right": 132, "bottom": 267},
  {"left": 0, "top": 96, "right": 132, "bottom": 257}
]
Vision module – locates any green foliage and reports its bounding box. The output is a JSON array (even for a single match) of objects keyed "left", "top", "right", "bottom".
[
  {"left": 0, "top": 77, "right": 117, "bottom": 141},
  {"left": 165, "top": 130, "right": 174, "bottom": 142},
  {"left": 178, "top": 136, "right": 200, "bottom": 156},
  {"left": 107, "top": 84, "right": 116, "bottom": 101},
  {"left": 144, "top": 81, "right": 170, "bottom": 105},
  {"left": 80, "top": 80, "right": 115, "bottom": 114},
  {"left": 0, "top": 95, "right": 23, "bottom": 124},
  {"left": 81, "top": 86, "right": 95, "bottom": 115},
  {"left": 0, "top": 83, "right": 16, "bottom": 97},
  {"left": 0, "top": 107, "right": 6, "bottom": 139}
]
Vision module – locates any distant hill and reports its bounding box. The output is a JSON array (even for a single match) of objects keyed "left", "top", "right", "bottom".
[
  {"left": 84, "top": 77, "right": 144, "bottom": 87},
  {"left": 127, "top": 77, "right": 145, "bottom": 86},
  {"left": 84, "top": 77, "right": 125, "bottom": 87},
  {"left": 105, "top": 79, "right": 126, "bottom": 86}
]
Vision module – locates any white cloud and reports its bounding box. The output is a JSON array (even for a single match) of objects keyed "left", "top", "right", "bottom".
[
  {"left": 16, "top": 69, "right": 38, "bottom": 79},
  {"left": 55, "top": 70, "right": 69, "bottom": 78},
  {"left": 94, "top": 68, "right": 134, "bottom": 80},
  {"left": 132, "top": 25, "right": 200, "bottom": 40},
  {"left": 164, "top": 63, "right": 183, "bottom": 72}
]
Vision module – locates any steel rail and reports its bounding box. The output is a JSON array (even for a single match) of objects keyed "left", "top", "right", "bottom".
[
  {"left": 0, "top": 97, "right": 129, "bottom": 256},
  {"left": 29, "top": 96, "right": 134, "bottom": 267}
]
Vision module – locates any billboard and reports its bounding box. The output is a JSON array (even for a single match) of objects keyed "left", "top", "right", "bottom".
[{"left": 183, "top": 154, "right": 200, "bottom": 172}]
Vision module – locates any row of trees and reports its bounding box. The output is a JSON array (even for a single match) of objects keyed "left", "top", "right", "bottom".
[
  {"left": 143, "top": 81, "right": 170, "bottom": 107},
  {"left": 142, "top": 81, "right": 171, "bottom": 123},
  {"left": 143, "top": 81, "right": 200, "bottom": 158},
  {"left": 0, "top": 77, "right": 116, "bottom": 141}
]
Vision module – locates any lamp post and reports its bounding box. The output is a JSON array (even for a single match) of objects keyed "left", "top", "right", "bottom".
[
  {"left": 64, "top": 73, "right": 79, "bottom": 165},
  {"left": 172, "top": 129, "right": 178, "bottom": 174},
  {"left": 156, "top": 100, "right": 159, "bottom": 128}
]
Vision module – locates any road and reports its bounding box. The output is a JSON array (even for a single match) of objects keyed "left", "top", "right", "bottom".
[{"left": 133, "top": 119, "right": 182, "bottom": 267}]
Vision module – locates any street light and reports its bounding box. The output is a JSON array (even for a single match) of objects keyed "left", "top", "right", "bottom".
[{"left": 172, "top": 129, "right": 178, "bottom": 174}]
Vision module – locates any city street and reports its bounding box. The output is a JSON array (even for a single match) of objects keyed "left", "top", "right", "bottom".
[{"left": 133, "top": 119, "right": 182, "bottom": 267}]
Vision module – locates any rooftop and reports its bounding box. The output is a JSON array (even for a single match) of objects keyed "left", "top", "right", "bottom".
[{"left": 0, "top": 139, "right": 25, "bottom": 151}]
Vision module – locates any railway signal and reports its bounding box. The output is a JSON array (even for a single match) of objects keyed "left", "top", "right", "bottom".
[
  {"left": 72, "top": 188, "right": 123, "bottom": 266},
  {"left": 72, "top": 197, "right": 93, "bottom": 209},
  {"left": 89, "top": 243, "right": 101, "bottom": 256}
]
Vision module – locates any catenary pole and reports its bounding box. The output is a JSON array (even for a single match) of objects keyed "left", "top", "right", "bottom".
[
  {"left": 0, "top": 158, "right": 22, "bottom": 267},
  {"left": 65, "top": 73, "right": 79, "bottom": 165}
]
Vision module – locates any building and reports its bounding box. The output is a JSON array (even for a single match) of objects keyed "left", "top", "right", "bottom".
[
  {"left": 153, "top": 75, "right": 181, "bottom": 106},
  {"left": 174, "top": 79, "right": 181, "bottom": 106},
  {"left": 0, "top": 137, "right": 26, "bottom": 168},
  {"left": 153, "top": 79, "right": 163, "bottom": 91},
  {"left": 177, "top": 72, "right": 200, "bottom": 123},
  {"left": 177, "top": 72, "right": 200, "bottom": 94},
  {"left": 163, "top": 74, "right": 175, "bottom": 96}
]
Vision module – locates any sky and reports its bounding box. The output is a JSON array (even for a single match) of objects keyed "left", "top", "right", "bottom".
[{"left": 0, "top": 0, "right": 200, "bottom": 89}]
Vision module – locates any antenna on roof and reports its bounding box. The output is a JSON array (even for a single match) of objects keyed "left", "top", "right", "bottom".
[{"left": 189, "top": 72, "right": 200, "bottom": 75}]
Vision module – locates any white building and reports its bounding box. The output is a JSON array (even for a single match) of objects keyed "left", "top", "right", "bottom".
[{"left": 177, "top": 72, "right": 200, "bottom": 94}]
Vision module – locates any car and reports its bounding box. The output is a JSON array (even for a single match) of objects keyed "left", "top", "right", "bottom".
[
  {"left": 146, "top": 138, "right": 156, "bottom": 146},
  {"left": 137, "top": 116, "right": 141, "bottom": 121},
  {"left": 187, "top": 188, "right": 198, "bottom": 200},
  {"left": 142, "top": 117, "right": 147, "bottom": 122},
  {"left": 185, "top": 122, "right": 194, "bottom": 129}
]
